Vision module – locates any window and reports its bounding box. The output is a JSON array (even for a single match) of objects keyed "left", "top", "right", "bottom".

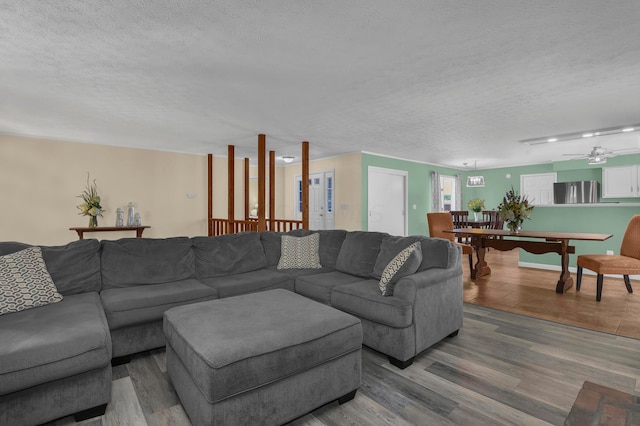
[{"left": 440, "top": 175, "right": 457, "bottom": 211}]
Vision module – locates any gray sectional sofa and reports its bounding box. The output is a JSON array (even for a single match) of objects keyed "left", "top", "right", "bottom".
[{"left": 0, "top": 229, "right": 463, "bottom": 426}]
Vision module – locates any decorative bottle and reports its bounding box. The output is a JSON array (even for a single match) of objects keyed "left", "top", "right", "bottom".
[
  {"left": 115, "top": 208, "right": 124, "bottom": 227},
  {"left": 134, "top": 213, "right": 142, "bottom": 226},
  {"left": 127, "top": 202, "right": 135, "bottom": 226}
]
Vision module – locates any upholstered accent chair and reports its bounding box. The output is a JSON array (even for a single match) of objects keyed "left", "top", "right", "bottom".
[
  {"left": 427, "top": 212, "right": 473, "bottom": 271},
  {"left": 576, "top": 214, "right": 640, "bottom": 301}
]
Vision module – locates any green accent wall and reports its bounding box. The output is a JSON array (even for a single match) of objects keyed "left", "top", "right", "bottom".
[{"left": 361, "top": 151, "right": 640, "bottom": 270}]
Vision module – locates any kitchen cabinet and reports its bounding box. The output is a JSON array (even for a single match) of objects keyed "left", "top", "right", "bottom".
[{"left": 602, "top": 165, "right": 639, "bottom": 198}]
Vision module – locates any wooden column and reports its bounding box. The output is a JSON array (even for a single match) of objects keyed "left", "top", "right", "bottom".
[
  {"left": 257, "top": 134, "right": 267, "bottom": 232},
  {"left": 227, "top": 146, "right": 235, "bottom": 229},
  {"left": 302, "top": 141, "right": 309, "bottom": 230},
  {"left": 208, "top": 154, "right": 213, "bottom": 236},
  {"left": 244, "top": 157, "right": 250, "bottom": 220},
  {"left": 269, "top": 150, "right": 275, "bottom": 231}
]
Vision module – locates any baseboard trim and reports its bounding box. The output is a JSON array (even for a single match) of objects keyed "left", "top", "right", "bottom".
[{"left": 518, "top": 261, "right": 640, "bottom": 280}]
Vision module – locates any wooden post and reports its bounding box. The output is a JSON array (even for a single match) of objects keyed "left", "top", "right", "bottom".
[
  {"left": 302, "top": 141, "right": 309, "bottom": 230},
  {"left": 227, "top": 146, "right": 235, "bottom": 229},
  {"left": 258, "top": 134, "right": 267, "bottom": 232},
  {"left": 244, "top": 157, "right": 250, "bottom": 220},
  {"left": 269, "top": 150, "right": 275, "bottom": 231},
  {"left": 208, "top": 154, "right": 213, "bottom": 236}
]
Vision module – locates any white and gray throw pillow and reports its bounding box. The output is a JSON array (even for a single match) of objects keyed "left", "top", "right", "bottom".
[
  {"left": 379, "top": 242, "right": 422, "bottom": 296},
  {"left": 0, "top": 247, "right": 63, "bottom": 315},
  {"left": 277, "top": 233, "right": 322, "bottom": 269}
]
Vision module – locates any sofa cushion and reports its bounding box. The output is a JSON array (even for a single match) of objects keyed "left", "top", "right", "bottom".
[
  {"left": 371, "top": 235, "right": 425, "bottom": 280},
  {"left": 335, "top": 231, "right": 388, "bottom": 278},
  {"left": 294, "top": 271, "right": 365, "bottom": 304},
  {"left": 0, "top": 240, "right": 102, "bottom": 295},
  {"left": 192, "top": 233, "right": 267, "bottom": 278},
  {"left": 418, "top": 238, "right": 459, "bottom": 271},
  {"left": 378, "top": 242, "right": 422, "bottom": 296},
  {"left": 0, "top": 247, "right": 63, "bottom": 315},
  {"left": 100, "top": 279, "right": 218, "bottom": 330},
  {"left": 101, "top": 237, "right": 195, "bottom": 289},
  {"left": 199, "top": 269, "right": 294, "bottom": 298},
  {"left": 260, "top": 230, "right": 311, "bottom": 267},
  {"left": 0, "top": 292, "right": 111, "bottom": 395},
  {"left": 331, "top": 281, "right": 413, "bottom": 328},
  {"left": 317, "top": 229, "right": 348, "bottom": 268},
  {"left": 277, "top": 233, "right": 321, "bottom": 269}
]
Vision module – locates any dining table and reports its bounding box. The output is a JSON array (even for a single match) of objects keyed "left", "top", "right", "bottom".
[{"left": 445, "top": 228, "right": 613, "bottom": 293}]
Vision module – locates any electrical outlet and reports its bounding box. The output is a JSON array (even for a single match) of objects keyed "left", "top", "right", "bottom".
[{"left": 606, "top": 250, "right": 614, "bottom": 255}]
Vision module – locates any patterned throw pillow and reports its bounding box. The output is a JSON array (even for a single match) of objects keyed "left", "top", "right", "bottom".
[
  {"left": 0, "top": 247, "right": 63, "bottom": 315},
  {"left": 277, "top": 233, "right": 322, "bottom": 269},
  {"left": 379, "top": 242, "right": 422, "bottom": 296}
]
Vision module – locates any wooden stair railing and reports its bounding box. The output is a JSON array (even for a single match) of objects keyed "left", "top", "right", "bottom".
[{"left": 209, "top": 218, "right": 303, "bottom": 236}]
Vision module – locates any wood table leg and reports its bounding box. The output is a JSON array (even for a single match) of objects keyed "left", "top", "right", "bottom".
[
  {"left": 556, "top": 240, "right": 574, "bottom": 293},
  {"left": 472, "top": 236, "right": 491, "bottom": 279}
]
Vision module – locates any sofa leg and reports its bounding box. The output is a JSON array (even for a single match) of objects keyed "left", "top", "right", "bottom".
[
  {"left": 388, "top": 356, "right": 414, "bottom": 369},
  {"left": 624, "top": 275, "right": 633, "bottom": 294},
  {"left": 448, "top": 329, "right": 459, "bottom": 338},
  {"left": 74, "top": 403, "right": 107, "bottom": 422},
  {"left": 111, "top": 354, "right": 133, "bottom": 366},
  {"left": 337, "top": 389, "right": 357, "bottom": 405}
]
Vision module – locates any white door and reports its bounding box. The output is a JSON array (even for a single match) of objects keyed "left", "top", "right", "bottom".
[
  {"left": 521, "top": 172, "right": 557, "bottom": 205},
  {"left": 309, "top": 173, "right": 325, "bottom": 230},
  {"left": 368, "top": 166, "right": 407, "bottom": 236}
]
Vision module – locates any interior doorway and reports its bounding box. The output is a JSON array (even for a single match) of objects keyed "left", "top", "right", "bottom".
[
  {"left": 367, "top": 166, "right": 407, "bottom": 236},
  {"left": 294, "top": 170, "right": 335, "bottom": 230}
]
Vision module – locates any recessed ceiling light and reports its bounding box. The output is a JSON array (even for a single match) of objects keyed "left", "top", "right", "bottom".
[
  {"left": 547, "top": 138, "right": 558, "bottom": 142},
  {"left": 582, "top": 133, "right": 594, "bottom": 138},
  {"left": 623, "top": 127, "right": 635, "bottom": 132}
]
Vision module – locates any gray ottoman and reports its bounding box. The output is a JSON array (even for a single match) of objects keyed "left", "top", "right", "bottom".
[{"left": 163, "top": 289, "right": 362, "bottom": 425}]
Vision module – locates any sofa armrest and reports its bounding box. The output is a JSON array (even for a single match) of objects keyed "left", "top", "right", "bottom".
[{"left": 393, "top": 266, "right": 462, "bottom": 303}]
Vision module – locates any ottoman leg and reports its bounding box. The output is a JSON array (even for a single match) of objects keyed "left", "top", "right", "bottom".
[{"left": 338, "top": 389, "right": 357, "bottom": 405}]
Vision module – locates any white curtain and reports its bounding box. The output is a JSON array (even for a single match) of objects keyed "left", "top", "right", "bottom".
[
  {"left": 455, "top": 174, "right": 462, "bottom": 210},
  {"left": 431, "top": 171, "right": 442, "bottom": 211}
]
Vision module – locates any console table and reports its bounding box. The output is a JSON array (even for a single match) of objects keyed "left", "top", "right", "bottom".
[{"left": 70, "top": 226, "right": 150, "bottom": 240}]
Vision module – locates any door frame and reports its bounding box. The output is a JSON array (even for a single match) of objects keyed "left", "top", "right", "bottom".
[{"left": 293, "top": 169, "right": 335, "bottom": 229}]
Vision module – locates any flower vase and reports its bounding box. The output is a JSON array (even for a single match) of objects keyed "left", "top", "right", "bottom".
[
  {"left": 474, "top": 211, "right": 479, "bottom": 221},
  {"left": 89, "top": 216, "right": 98, "bottom": 228},
  {"left": 507, "top": 220, "right": 521, "bottom": 233}
]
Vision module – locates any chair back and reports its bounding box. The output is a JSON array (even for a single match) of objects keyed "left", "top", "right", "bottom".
[
  {"left": 482, "top": 210, "right": 504, "bottom": 230},
  {"left": 427, "top": 212, "right": 455, "bottom": 242},
  {"left": 620, "top": 214, "right": 640, "bottom": 260},
  {"left": 450, "top": 211, "right": 469, "bottom": 229}
]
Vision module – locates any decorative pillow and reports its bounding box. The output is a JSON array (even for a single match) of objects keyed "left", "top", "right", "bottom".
[
  {"left": 379, "top": 242, "right": 422, "bottom": 296},
  {"left": 0, "top": 247, "right": 63, "bottom": 315},
  {"left": 277, "top": 233, "right": 322, "bottom": 269}
]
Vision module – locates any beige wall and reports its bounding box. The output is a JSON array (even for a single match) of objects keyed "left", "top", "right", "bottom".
[
  {"left": 0, "top": 134, "right": 208, "bottom": 245},
  {"left": 283, "top": 153, "right": 362, "bottom": 231}
]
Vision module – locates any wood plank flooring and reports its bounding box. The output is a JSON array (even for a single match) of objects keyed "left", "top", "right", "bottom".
[
  {"left": 48, "top": 302, "right": 640, "bottom": 426},
  {"left": 46, "top": 251, "right": 639, "bottom": 426},
  {"left": 463, "top": 250, "right": 640, "bottom": 339}
]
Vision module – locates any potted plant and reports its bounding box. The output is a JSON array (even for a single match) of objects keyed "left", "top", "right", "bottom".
[
  {"left": 77, "top": 174, "right": 105, "bottom": 227},
  {"left": 497, "top": 187, "right": 534, "bottom": 233},
  {"left": 467, "top": 198, "right": 485, "bottom": 221}
]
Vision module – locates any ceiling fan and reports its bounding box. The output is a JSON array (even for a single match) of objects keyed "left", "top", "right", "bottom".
[{"left": 562, "top": 146, "right": 635, "bottom": 165}]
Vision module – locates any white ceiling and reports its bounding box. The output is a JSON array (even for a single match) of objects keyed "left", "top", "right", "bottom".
[{"left": 1, "top": 1, "right": 640, "bottom": 169}]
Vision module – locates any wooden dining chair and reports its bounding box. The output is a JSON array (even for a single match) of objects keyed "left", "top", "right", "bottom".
[
  {"left": 576, "top": 214, "right": 640, "bottom": 301},
  {"left": 481, "top": 210, "right": 496, "bottom": 229},
  {"left": 427, "top": 212, "right": 473, "bottom": 271},
  {"left": 450, "top": 210, "right": 470, "bottom": 243}
]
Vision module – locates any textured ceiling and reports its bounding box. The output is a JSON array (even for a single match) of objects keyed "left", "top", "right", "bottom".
[{"left": 1, "top": 1, "right": 640, "bottom": 168}]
